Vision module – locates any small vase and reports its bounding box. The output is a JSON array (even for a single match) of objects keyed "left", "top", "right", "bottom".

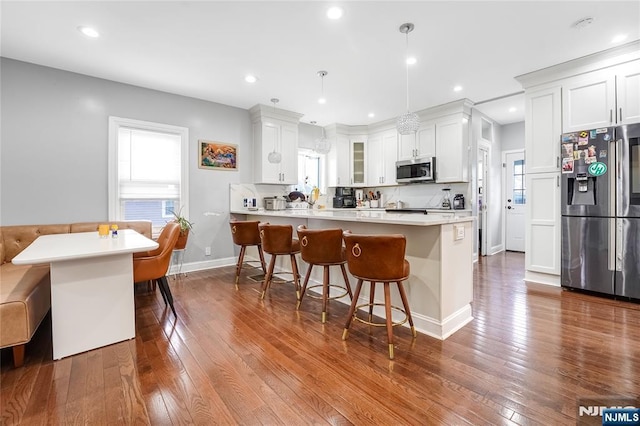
[{"left": 175, "top": 228, "right": 189, "bottom": 250}]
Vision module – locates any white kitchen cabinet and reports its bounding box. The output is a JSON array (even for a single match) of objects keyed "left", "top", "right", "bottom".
[
  {"left": 525, "top": 172, "right": 561, "bottom": 275},
  {"left": 525, "top": 85, "right": 562, "bottom": 173},
  {"left": 350, "top": 139, "right": 367, "bottom": 186},
  {"left": 617, "top": 61, "right": 640, "bottom": 125},
  {"left": 397, "top": 124, "right": 435, "bottom": 161},
  {"left": 250, "top": 104, "right": 303, "bottom": 185},
  {"left": 435, "top": 115, "right": 469, "bottom": 183},
  {"left": 562, "top": 60, "right": 640, "bottom": 132},
  {"left": 366, "top": 130, "right": 397, "bottom": 186},
  {"left": 326, "top": 134, "right": 350, "bottom": 187}
]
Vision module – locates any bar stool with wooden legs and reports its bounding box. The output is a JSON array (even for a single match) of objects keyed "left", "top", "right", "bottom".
[
  {"left": 258, "top": 223, "right": 301, "bottom": 302},
  {"left": 229, "top": 220, "right": 267, "bottom": 289},
  {"left": 341, "top": 231, "right": 417, "bottom": 359},
  {"left": 296, "top": 225, "right": 353, "bottom": 323}
]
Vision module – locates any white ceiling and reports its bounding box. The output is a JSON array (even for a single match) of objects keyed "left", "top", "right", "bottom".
[{"left": 2, "top": 1, "right": 639, "bottom": 127}]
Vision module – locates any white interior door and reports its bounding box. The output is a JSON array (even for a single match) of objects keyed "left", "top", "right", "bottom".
[
  {"left": 504, "top": 151, "right": 526, "bottom": 252},
  {"left": 478, "top": 146, "right": 489, "bottom": 256}
]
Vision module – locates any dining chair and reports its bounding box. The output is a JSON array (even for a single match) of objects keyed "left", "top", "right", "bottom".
[{"left": 133, "top": 222, "right": 181, "bottom": 316}]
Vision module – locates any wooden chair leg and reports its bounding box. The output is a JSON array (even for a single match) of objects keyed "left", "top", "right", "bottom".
[
  {"left": 291, "top": 254, "right": 301, "bottom": 302},
  {"left": 297, "top": 264, "right": 313, "bottom": 310},
  {"left": 397, "top": 281, "right": 417, "bottom": 338},
  {"left": 340, "top": 264, "right": 353, "bottom": 299},
  {"left": 322, "top": 265, "right": 330, "bottom": 323},
  {"left": 12, "top": 344, "right": 25, "bottom": 368},
  {"left": 342, "top": 279, "right": 364, "bottom": 340},
  {"left": 383, "top": 282, "right": 394, "bottom": 359},
  {"left": 235, "top": 245, "right": 247, "bottom": 288},
  {"left": 257, "top": 245, "right": 267, "bottom": 274},
  {"left": 261, "top": 255, "right": 276, "bottom": 299},
  {"left": 368, "top": 282, "right": 376, "bottom": 322}
]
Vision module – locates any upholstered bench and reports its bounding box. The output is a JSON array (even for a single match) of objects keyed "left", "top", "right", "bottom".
[{"left": 0, "top": 221, "right": 152, "bottom": 367}]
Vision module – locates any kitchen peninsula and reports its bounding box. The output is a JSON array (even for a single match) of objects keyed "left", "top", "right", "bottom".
[{"left": 230, "top": 208, "right": 474, "bottom": 340}]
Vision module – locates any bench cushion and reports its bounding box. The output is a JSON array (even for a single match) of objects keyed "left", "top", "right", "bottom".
[{"left": 0, "top": 263, "right": 51, "bottom": 348}]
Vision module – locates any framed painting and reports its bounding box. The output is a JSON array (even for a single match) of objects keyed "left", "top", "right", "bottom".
[{"left": 198, "top": 140, "right": 238, "bottom": 170}]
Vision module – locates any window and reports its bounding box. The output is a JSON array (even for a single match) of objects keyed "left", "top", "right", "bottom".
[
  {"left": 297, "top": 149, "right": 323, "bottom": 193},
  {"left": 512, "top": 159, "right": 526, "bottom": 204},
  {"left": 108, "top": 117, "right": 189, "bottom": 237}
]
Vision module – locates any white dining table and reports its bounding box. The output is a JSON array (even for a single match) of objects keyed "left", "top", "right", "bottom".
[{"left": 12, "top": 229, "right": 158, "bottom": 360}]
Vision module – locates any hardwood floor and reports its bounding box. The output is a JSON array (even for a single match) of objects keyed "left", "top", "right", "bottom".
[{"left": 2, "top": 252, "right": 639, "bottom": 425}]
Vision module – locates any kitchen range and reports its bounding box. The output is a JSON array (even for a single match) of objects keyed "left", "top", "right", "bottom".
[{"left": 561, "top": 123, "right": 640, "bottom": 299}]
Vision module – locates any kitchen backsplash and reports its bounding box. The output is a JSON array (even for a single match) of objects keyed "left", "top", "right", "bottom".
[{"left": 231, "top": 182, "right": 469, "bottom": 211}]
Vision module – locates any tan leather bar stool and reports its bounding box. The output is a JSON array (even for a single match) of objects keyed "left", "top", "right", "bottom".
[
  {"left": 296, "top": 225, "right": 353, "bottom": 323},
  {"left": 258, "top": 223, "right": 301, "bottom": 301},
  {"left": 229, "top": 220, "right": 267, "bottom": 289},
  {"left": 341, "top": 231, "right": 417, "bottom": 359}
]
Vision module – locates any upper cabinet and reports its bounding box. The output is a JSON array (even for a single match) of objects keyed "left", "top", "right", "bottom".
[
  {"left": 617, "top": 61, "right": 640, "bottom": 125},
  {"left": 435, "top": 113, "right": 470, "bottom": 183},
  {"left": 249, "top": 104, "right": 303, "bottom": 185},
  {"left": 562, "top": 60, "right": 640, "bottom": 132},
  {"left": 525, "top": 85, "right": 562, "bottom": 173},
  {"left": 326, "top": 134, "right": 350, "bottom": 187},
  {"left": 397, "top": 124, "right": 435, "bottom": 161},
  {"left": 366, "top": 129, "right": 397, "bottom": 186}
]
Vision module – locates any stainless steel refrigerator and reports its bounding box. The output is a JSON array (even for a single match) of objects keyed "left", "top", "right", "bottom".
[{"left": 561, "top": 123, "right": 640, "bottom": 299}]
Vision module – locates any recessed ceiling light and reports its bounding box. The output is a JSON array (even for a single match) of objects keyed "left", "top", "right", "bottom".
[
  {"left": 509, "top": 107, "right": 517, "bottom": 113},
  {"left": 77, "top": 26, "right": 100, "bottom": 38},
  {"left": 571, "top": 16, "right": 594, "bottom": 30},
  {"left": 406, "top": 57, "right": 417, "bottom": 65},
  {"left": 327, "top": 6, "right": 343, "bottom": 20},
  {"left": 612, "top": 34, "right": 628, "bottom": 43},
  {"left": 245, "top": 75, "right": 257, "bottom": 83},
  {"left": 368, "top": 112, "right": 375, "bottom": 118},
  {"left": 453, "top": 85, "right": 463, "bottom": 92},
  {"left": 318, "top": 97, "right": 327, "bottom": 105}
]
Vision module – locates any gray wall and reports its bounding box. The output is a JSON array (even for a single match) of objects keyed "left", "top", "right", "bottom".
[
  {"left": 1, "top": 58, "right": 252, "bottom": 264},
  {"left": 501, "top": 121, "right": 525, "bottom": 152}
]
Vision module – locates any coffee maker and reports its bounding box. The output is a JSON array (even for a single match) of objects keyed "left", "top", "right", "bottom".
[
  {"left": 333, "top": 187, "right": 356, "bottom": 208},
  {"left": 453, "top": 194, "right": 465, "bottom": 209}
]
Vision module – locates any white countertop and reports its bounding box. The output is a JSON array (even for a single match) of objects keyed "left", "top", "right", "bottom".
[
  {"left": 231, "top": 208, "right": 474, "bottom": 226},
  {"left": 12, "top": 229, "right": 159, "bottom": 265}
]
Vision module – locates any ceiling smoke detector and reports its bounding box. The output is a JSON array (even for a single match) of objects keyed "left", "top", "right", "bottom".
[{"left": 572, "top": 17, "right": 594, "bottom": 30}]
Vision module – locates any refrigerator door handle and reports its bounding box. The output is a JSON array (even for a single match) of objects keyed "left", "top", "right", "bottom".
[
  {"left": 609, "top": 218, "right": 617, "bottom": 271},
  {"left": 616, "top": 219, "right": 623, "bottom": 272},
  {"left": 610, "top": 139, "right": 617, "bottom": 216}
]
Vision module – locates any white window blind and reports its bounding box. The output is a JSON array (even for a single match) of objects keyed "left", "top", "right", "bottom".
[
  {"left": 118, "top": 128, "right": 182, "bottom": 200},
  {"left": 108, "top": 117, "right": 189, "bottom": 237}
]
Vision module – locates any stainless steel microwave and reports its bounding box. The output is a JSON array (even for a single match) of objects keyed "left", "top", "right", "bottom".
[{"left": 396, "top": 157, "right": 436, "bottom": 183}]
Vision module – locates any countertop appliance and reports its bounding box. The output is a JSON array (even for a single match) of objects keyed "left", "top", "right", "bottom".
[
  {"left": 396, "top": 156, "right": 436, "bottom": 183},
  {"left": 335, "top": 187, "right": 355, "bottom": 197},
  {"left": 264, "top": 197, "right": 287, "bottom": 211},
  {"left": 453, "top": 194, "right": 465, "bottom": 209},
  {"left": 333, "top": 196, "right": 356, "bottom": 208},
  {"left": 561, "top": 124, "right": 640, "bottom": 299}
]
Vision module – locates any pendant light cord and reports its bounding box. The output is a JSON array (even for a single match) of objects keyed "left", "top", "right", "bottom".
[{"left": 405, "top": 30, "right": 410, "bottom": 113}]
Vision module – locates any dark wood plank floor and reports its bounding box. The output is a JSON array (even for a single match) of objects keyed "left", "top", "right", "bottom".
[{"left": 2, "top": 252, "right": 639, "bottom": 425}]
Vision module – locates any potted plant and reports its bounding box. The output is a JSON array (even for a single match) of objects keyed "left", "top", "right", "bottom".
[{"left": 170, "top": 207, "right": 194, "bottom": 250}]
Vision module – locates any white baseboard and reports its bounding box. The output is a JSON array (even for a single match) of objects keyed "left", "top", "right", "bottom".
[
  {"left": 168, "top": 256, "right": 236, "bottom": 275},
  {"left": 490, "top": 244, "right": 504, "bottom": 255},
  {"left": 524, "top": 270, "right": 560, "bottom": 287}
]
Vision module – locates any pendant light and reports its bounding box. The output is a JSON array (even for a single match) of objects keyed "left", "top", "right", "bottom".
[
  {"left": 317, "top": 70, "right": 328, "bottom": 104},
  {"left": 267, "top": 98, "right": 282, "bottom": 164},
  {"left": 311, "top": 121, "right": 331, "bottom": 155},
  {"left": 396, "top": 23, "right": 420, "bottom": 135}
]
